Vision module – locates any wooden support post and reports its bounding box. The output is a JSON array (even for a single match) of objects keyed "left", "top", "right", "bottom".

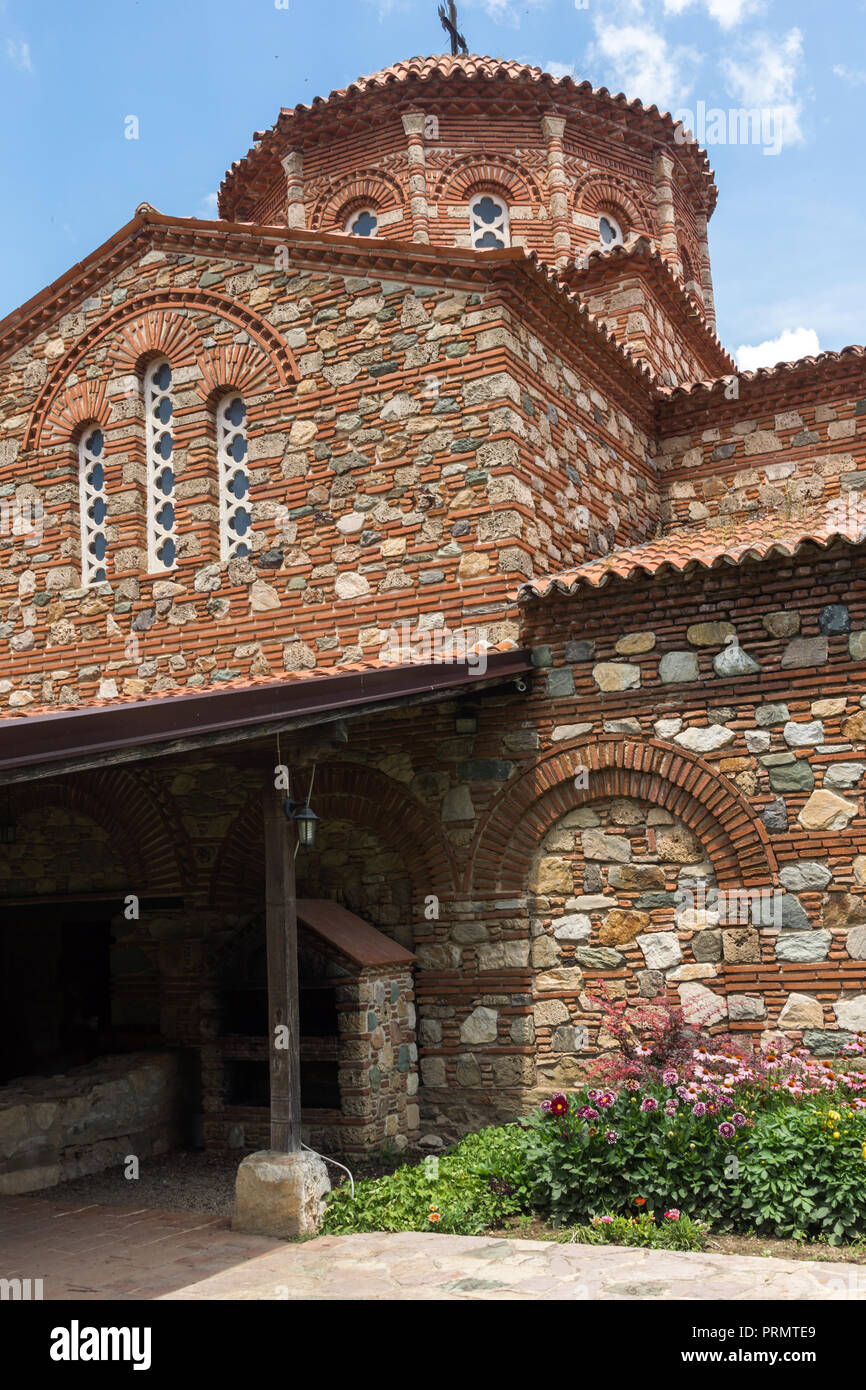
[{"left": 263, "top": 787, "right": 302, "bottom": 1153}]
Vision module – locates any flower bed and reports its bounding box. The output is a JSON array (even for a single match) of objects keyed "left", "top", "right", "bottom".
[{"left": 322, "top": 1007, "right": 866, "bottom": 1245}]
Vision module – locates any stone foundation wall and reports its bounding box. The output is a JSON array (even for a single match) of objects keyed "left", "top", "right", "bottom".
[{"left": 0, "top": 1050, "right": 189, "bottom": 1194}]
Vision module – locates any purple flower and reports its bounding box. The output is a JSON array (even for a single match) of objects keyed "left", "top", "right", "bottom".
[
  {"left": 540, "top": 1100, "right": 552, "bottom": 1113},
  {"left": 605, "top": 1130, "right": 618, "bottom": 1145},
  {"left": 587, "top": 1089, "right": 600, "bottom": 1101},
  {"left": 597, "top": 1091, "right": 617, "bottom": 1109},
  {"left": 692, "top": 1102, "right": 706, "bottom": 1117},
  {"left": 662, "top": 1069, "right": 679, "bottom": 1086},
  {"left": 641, "top": 1097, "right": 658, "bottom": 1112},
  {"left": 732, "top": 1112, "right": 747, "bottom": 1127},
  {"left": 718, "top": 1122, "right": 736, "bottom": 1139},
  {"left": 664, "top": 1099, "right": 679, "bottom": 1115}
]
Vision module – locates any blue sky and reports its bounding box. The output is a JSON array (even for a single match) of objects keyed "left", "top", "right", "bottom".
[{"left": 0, "top": 0, "right": 863, "bottom": 368}]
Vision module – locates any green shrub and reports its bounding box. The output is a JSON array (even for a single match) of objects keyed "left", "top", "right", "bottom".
[
  {"left": 560, "top": 1210, "right": 707, "bottom": 1252},
  {"left": 738, "top": 1103, "right": 866, "bottom": 1243},
  {"left": 320, "top": 1042, "right": 866, "bottom": 1244},
  {"left": 321, "top": 1123, "right": 532, "bottom": 1236},
  {"left": 522, "top": 1084, "right": 866, "bottom": 1242}
]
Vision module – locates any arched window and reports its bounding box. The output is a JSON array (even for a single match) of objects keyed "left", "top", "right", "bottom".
[
  {"left": 79, "top": 425, "right": 108, "bottom": 585},
  {"left": 598, "top": 213, "right": 624, "bottom": 248},
  {"left": 469, "top": 193, "right": 510, "bottom": 249},
  {"left": 144, "top": 359, "right": 176, "bottom": 572},
  {"left": 345, "top": 207, "right": 378, "bottom": 237},
  {"left": 217, "top": 394, "right": 251, "bottom": 561}
]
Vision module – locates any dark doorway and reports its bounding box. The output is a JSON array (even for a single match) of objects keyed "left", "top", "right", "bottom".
[{"left": 0, "top": 901, "right": 114, "bottom": 1084}]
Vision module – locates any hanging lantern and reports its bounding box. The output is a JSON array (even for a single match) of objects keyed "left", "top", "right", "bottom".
[
  {"left": 282, "top": 795, "right": 319, "bottom": 848},
  {"left": 293, "top": 803, "right": 319, "bottom": 848}
]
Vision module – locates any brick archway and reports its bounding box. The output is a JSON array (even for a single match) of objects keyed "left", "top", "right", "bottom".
[
  {"left": 26, "top": 289, "right": 298, "bottom": 451},
  {"left": 8, "top": 766, "right": 194, "bottom": 894},
  {"left": 209, "top": 762, "right": 458, "bottom": 910},
  {"left": 465, "top": 735, "right": 777, "bottom": 896},
  {"left": 432, "top": 154, "right": 542, "bottom": 206},
  {"left": 309, "top": 170, "right": 407, "bottom": 231},
  {"left": 572, "top": 174, "right": 653, "bottom": 236}
]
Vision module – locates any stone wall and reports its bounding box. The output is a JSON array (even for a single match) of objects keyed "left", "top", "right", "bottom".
[
  {"left": 0, "top": 1050, "right": 189, "bottom": 1194},
  {"left": 0, "top": 226, "right": 660, "bottom": 712},
  {"left": 657, "top": 372, "right": 865, "bottom": 529}
]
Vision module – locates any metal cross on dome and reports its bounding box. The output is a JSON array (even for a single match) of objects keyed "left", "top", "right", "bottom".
[{"left": 438, "top": 0, "right": 467, "bottom": 55}]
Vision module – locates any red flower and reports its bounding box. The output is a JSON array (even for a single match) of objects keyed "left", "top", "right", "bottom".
[
  {"left": 635, "top": 1196, "right": 647, "bottom": 1207},
  {"left": 550, "top": 1093, "right": 569, "bottom": 1117}
]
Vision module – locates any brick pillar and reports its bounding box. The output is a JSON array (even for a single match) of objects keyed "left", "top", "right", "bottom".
[
  {"left": 401, "top": 113, "right": 430, "bottom": 244},
  {"left": 695, "top": 211, "right": 717, "bottom": 331},
  {"left": 652, "top": 148, "right": 683, "bottom": 279},
  {"left": 541, "top": 115, "right": 572, "bottom": 268},
  {"left": 281, "top": 151, "right": 305, "bottom": 230}
]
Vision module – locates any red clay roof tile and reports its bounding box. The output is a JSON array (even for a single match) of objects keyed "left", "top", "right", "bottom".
[{"left": 518, "top": 511, "right": 866, "bottom": 599}]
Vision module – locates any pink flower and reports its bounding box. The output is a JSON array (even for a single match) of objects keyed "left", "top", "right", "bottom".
[
  {"left": 587, "top": 1089, "right": 600, "bottom": 1101},
  {"left": 718, "top": 1121, "right": 735, "bottom": 1138},
  {"left": 597, "top": 1091, "right": 617, "bottom": 1109},
  {"left": 664, "top": 1099, "right": 679, "bottom": 1115},
  {"left": 662, "top": 1069, "right": 678, "bottom": 1086},
  {"left": 692, "top": 1102, "right": 706, "bottom": 1117},
  {"left": 641, "top": 1097, "right": 658, "bottom": 1112},
  {"left": 664, "top": 1209, "right": 681, "bottom": 1221},
  {"left": 732, "top": 1112, "right": 747, "bottom": 1126},
  {"left": 605, "top": 1130, "right": 619, "bottom": 1145}
]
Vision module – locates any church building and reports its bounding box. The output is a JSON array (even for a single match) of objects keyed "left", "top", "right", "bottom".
[{"left": 1, "top": 50, "right": 865, "bottom": 1197}]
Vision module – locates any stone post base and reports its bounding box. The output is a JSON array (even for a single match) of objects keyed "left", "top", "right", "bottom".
[{"left": 231, "top": 1149, "right": 331, "bottom": 1238}]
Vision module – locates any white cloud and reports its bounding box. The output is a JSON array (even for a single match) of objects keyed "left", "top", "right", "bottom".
[
  {"left": 587, "top": 21, "right": 700, "bottom": 111},
  {"left": 5, "top": 38, "right": 32, "bottom": 72},
  {"left": 833, "top": 64, "right": 866, "bottom": 85},
  {"left": 545, "top": 61, "right": 580, "bottom": 80},
  {"left": 463, "top": 0, "right": 550, "bottom": 25},
  {"left": 198, "top": 192, "right": 219, "bottom": 218},
  {"left": 664, "top": 0, "right": 759, "bottom": 25},
  {"left": 722, "top": 27, "right": 806, "bottom": 147},
  {"left": 736, "top": 326, "right": 820, "bottom": 371}
]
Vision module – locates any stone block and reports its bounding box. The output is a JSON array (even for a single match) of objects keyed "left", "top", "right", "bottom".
[
  {"left": 722, "top": 928, "right": 761, "bottom": 963},
  {"left": 777, "top": 993, "right": 824, "bottom": 1029},
  {"left": 232, "top": 1150, "right": 330, "bottom": 1238},
  {"left": 636, "top": 932, "right": 682, "bottom": 971}
]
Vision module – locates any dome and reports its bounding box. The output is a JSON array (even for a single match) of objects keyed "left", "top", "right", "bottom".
[{"left": 218, "top": 53, "right": 717, "bottom": 318}]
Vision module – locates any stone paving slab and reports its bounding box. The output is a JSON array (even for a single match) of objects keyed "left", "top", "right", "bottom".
[
  {"left": 163, "top": 1232, "right": 866, "bottom": 1301},
  {"left": 3, "top": 1197, "right": 865, "bottom": 1300}
]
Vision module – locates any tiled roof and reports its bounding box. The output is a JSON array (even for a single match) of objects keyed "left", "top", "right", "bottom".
[
  {"left": 563, "top": 235, "right": 735, "bottom": 378},
  {"left": 518, "top": 511, "right": 866, "bottom": 599},
  {"left": 0, "top": 642, "right": 522, "bottom": 723},
  {"left": 659, "top": 345, "right": 866, "bottom": 404},
  {"left": 223, "top": 53, "right": 717, "bottom": 214}
]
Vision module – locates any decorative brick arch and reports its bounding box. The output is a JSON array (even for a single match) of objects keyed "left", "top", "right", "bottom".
[
  {"left": 9, "top": 766, "right": 195, "bottom": 894},
  {"left": 26, "top": 289, "right": 298, "bottom": 451},
  {"left": 432, "top": 154, "right": 542, "bottom": 206},
  {"left": 310, "top": 170, "right": 407, "bottom": 231},
  {"left": 573, "top": 174, "right": 652, "bottom": 236},
  {"left": 465, "top": 736, "right": 777, "bottom": 896},
  {"left": 209, "top": 763, "right": 458, "bottom": 910},
  {"left": 38, "top": 378, "right": 110, "bottom": 450}
]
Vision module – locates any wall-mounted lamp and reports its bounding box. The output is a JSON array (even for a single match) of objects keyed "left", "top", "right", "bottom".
[{"left": 282, "top": 796, "right": 319, "bottom": 848}]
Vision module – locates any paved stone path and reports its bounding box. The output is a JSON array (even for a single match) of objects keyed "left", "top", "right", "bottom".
[{"left": 3, "top": 1196, "right": 864, "bottom": 1300}]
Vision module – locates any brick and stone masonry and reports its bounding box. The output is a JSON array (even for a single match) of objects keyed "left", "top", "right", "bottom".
[{"left": 0, "top": 54, "right": 864, "bottom": 1151}]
